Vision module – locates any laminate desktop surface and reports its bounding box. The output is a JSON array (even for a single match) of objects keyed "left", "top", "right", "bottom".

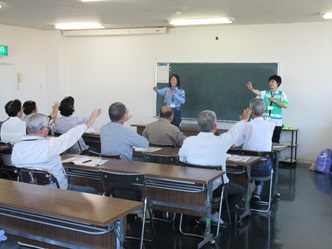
[{"left": 0, "top": 179, "right": 142, "bottom": 249}]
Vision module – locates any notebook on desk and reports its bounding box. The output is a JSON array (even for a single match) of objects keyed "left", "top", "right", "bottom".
[
  {"left": 133, "top": 147, "right": 162, "bottom": 153},
  {"left": 62, "top": 157, "right": 107, "bottom": 166}
]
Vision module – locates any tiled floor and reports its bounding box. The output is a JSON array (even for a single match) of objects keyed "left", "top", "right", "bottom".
[
  {"left": 9, "top": 164, "right": 332, "bottom": 248},
  {"left": 125, "top": 164, "right": 332, "bottom": 249}
]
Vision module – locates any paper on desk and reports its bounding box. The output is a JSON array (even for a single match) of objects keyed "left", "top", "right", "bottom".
[
  {"left": 62, "top": 157, "right": 91, "bottom": 165},
  {"left": 273, "top": 145, "right": 286, "bottom": 149},
  {"left": 84, "top": 159, "right": 108, "bottom": 167},
  {"left": 133, "top": 147, "right": 162, "bottom": 153},
  {"left": 227, "top": 155, "right": 250, "bottom": 162},
  {"left": 85, "top": 128, "right": 100, "bottom": 134},
  {"left": 62, "top": 157, "right": 107, "bottom": 166}
]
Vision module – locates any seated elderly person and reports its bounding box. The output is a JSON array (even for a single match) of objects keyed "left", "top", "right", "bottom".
[
  {"left": 22, "top": 100, "right": 59, "bottom": 124},
  {"left": 179, "top": 108, "right": 251, "bottom": 224},
  {"left": 0, "top": 99, "right": 26, "bottom": 166},
  {"left": 100, "top": 102, "right": 149, "bottom": 160},
  {"left": 1, "top": 99, "right": 26, "bottom": 143},
  {"left": 233, "top": 98, "right": 275, "bottom": 202},
  {"left": 11, "top": 109, "right": 101, "bottom": 193},
  {"left": 53, "top": 96, "right": 92, "bottom": 155},
  {"left": 142, "top": 106, "right": 186, "bottom": 147}
]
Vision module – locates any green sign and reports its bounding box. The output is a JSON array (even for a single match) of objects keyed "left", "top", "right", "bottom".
[{"left": 0, "top": 45, "right": 8, "bottom": 56}]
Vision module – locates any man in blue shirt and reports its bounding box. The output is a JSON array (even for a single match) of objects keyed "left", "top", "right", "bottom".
[{"left": 100, "top": 102, "right": 149, "bottom": 160}]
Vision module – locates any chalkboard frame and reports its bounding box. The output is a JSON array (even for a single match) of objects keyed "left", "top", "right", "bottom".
[{"left": 155, "top": 62, "right": 278, "bottom": 122}]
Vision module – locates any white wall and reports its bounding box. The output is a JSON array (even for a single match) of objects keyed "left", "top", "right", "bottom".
[
  {"left": 0, "top": 24, "right": 45, "bottom": 114},
  {"left": 1, "top": 22, "right": 332, "bottom": 163}
]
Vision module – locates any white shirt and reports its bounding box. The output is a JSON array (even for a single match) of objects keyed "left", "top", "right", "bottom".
[
  {"left": 53, "top": 115, "right": 89, "bottom": 154},
  {"left": 178, "top": 121, "right": 246, "bottom": 189},
  {"left": 234, "top": 117, "right": 275, "bottom": 151},
  {"left": 0, "top": 116, "right": 26, "bottom": 143},
  {"left": 12, "top": 124, "right": 88, "bottom": 189}
]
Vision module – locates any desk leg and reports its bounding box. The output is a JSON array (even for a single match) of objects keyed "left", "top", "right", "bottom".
[
  {"left": 112, "top": 218, "right": 124, "bottom": 249},
  {"left": 236, "top": 165, "right": 251, "bottom": 224},
  {"left": 273, "top": 152, "right": 280, "bottom": 197},
  {"left": 197, "top": 184, "right": 213, "bottom": 249}
]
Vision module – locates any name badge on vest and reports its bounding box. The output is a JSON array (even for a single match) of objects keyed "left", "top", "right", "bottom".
[{"left": 267, "top": 106, "right": 273, "bottom": 110}]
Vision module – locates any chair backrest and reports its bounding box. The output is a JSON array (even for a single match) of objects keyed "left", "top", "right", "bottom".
[
  {"left": 18, "top": 168, "right": 60, "bottom": 188},
  {"left": 149, "top": 143, "right": 176, "bottom": 148},
  {"left": 89, "top": 150, "right": 121, "bottom": 160},
  {"left": 0, "top": 164, "right": 18, "bottom": 181},
  {"left": 99, "top": 170, "right": 147, "bottom": 199},
  {"left": 143, "top": 153, "right": 179, "bottom": 165}
]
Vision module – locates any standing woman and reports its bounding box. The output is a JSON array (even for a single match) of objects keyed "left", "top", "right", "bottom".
[
  {"left": 153, "top": 74, "right": 185, "bottom": 126},
  {"left": 246, "top": 75, "right": 289, "bottom": 143}
]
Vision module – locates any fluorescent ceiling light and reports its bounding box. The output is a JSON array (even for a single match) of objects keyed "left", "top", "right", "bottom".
[
  {"left": 169, "top": 17, "right": 234, "bottom": 26},
  {"left": 62, "top": 27, "right": 167, "bottom": 36},
  {"left": 55, "top": 22, "right": 105, "bottom": 30},
  {"left": 322, "top": 12, "right": 332, "bottom": 19}
]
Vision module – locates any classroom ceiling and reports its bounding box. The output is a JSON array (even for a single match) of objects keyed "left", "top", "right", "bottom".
[{"left": 0, "top": 0, "right": 332, "bottom": 30}]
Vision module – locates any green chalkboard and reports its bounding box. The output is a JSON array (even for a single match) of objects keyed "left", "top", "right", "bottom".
[{"left": 155, "top": 63, "right": 278, "bottom": 121}]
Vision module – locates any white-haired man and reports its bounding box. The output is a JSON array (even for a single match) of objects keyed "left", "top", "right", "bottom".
[
  {"left": 12, "top": 108, "right": 101, "bottom": 193},
  {"left": 179, "top": 108, "right": 251, "bottom": 224},
  {"left": 233, "top": 98, "right": 275, "bottom": 201}
]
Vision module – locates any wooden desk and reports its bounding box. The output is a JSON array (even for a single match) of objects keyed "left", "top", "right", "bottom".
[
  {"left": 131, "top": 123, "right": 228, "bottom": 137},
  {"left": 133, "top": 147, "right": 180, "bottom": 160},
  {"left": 134, "top": 147, "right": 261, "bottom": 168},
  {"left": 62, "top": 154, "right": 224, "bottom": 248},
  {"left": 83, "top": 125, "right": 227, "bottom": 153},
  {"left": 226, "top": 155, "right": 262, "bottom": 167},
  {"left": 0, "top": 179, "right": 142, "bottom": 249}
]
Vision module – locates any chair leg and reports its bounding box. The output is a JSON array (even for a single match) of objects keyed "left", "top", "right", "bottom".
[
  {"left": 139, "top": 198, "right": 147, "bottom": 249},
  {"left": 251, "top": 171, "right": 274, "bottom": 213},
  {"left": 213, "top": 186, "right": 225, "bottom": 240},
  {"left": 152, "top": 211, "right": 176, "bottom": 223},
  {"left": 224, "top": 191, "right": 232, "bottom": 225},
  {"left": 212, "top": 187, "right": 231, "bottom": 225},
  {"left": 179, "top": 186, "right": 228, "bottom": 241},
  {"left": 178, "top": 213, "right": 204, "bottom": 239},
  {"left": 125, "top": 198, "right": 155, "bottom": 248},
  {"left": 147, "top": 201, "right": 156, "bottom": 240}
]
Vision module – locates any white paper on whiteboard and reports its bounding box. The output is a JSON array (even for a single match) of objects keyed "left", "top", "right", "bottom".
[{"left": 156, "top": 63, "right": 170, "bottom": 83}]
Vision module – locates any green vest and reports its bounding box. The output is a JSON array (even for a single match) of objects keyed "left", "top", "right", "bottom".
[{"left": 263, "top": 90, "right": 283, "bottom": 119}]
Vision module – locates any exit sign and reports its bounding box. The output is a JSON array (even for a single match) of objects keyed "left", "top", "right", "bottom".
[{"left": 0, "top": 45, "right": 8, "bottom": 56}]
